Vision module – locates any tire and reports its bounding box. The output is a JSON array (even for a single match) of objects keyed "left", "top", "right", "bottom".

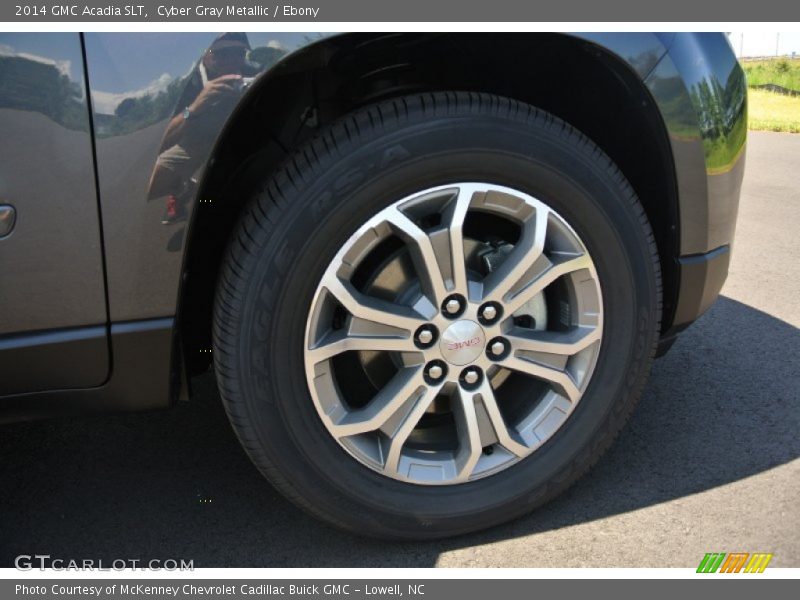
[{"left": 213, "top": 92, "right": 661, "bottom": 539}]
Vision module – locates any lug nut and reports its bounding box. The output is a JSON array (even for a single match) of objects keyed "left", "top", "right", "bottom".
[
  {"left": 487, "top": 338, "right": 510, "bottom": 361},
  {"left": 478, "top": 302, "right": 503, "bottom": 324},
  {"left": 460, "top": 366, "right": 483, "bottom": 389},
  {"left": 441, "top": 294, "right": 466, "bottom": 318},
  {"left": 425, "top": 360, "right": 448, "bottom": 384},
  {"left": 414, "top": 325, "right": 438, "bottom": 349},
  {"left": 490, "top": 340, "right": 506, "bottom": 356},
  {"left": 444, "top": 298, "right": 461, "bottom": 315}
]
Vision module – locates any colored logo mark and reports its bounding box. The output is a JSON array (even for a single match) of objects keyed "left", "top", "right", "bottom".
[{"left": 697, "top": 553, "right": 773, "bottom": 573}]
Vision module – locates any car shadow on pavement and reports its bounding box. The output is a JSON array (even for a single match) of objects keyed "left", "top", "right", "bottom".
[{"left": 0, "top": 296, "right": 797, "bottom": 567}]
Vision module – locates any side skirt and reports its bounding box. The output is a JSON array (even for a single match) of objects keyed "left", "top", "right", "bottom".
[{"left": 0, "top": 318, "right": 176, "bottom": 423}]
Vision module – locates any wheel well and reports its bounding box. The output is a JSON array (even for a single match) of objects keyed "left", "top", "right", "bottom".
[{"left": 180, "top": 33, "right": 679, "bottom": 377}]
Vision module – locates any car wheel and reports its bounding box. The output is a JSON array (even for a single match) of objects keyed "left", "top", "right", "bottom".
[{"left": 213, "top": 92, "right": 661, "bottom": 539}]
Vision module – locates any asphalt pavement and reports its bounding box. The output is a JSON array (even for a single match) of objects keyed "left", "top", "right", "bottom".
[{"left": 1, "top": 131, "right": 798, "bottom": 568}]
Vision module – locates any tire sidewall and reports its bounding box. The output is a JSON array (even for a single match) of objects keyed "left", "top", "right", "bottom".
[{"left": 227, "top": 109, "right": 658, "bottom": 536}]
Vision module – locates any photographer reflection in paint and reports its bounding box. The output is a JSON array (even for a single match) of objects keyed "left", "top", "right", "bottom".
[{"left": 148, "top": 32, "right": 259, "bottom": 225}]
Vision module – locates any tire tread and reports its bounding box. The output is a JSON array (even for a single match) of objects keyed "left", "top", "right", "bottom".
[{"left": 213, "top": 91, "right": 662, "bottom": 539}]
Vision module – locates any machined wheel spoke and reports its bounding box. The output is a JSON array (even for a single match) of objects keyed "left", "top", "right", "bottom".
[
  {"left": 501, "top": 355, "right": 581, "bottom": 403},
  {"left": 323, "top": 276, "right": 427, "bottom": 332},
  {"left": 473, "top": 380, "right": 529, "bottom": 457},
  {"left": 443, "top": 186, "right": 475, "bottom": 296},
  {"left": 307, "top": 331, "right": 416, "bottom": 363},
  {"left": 330, "top": 367, "right": 427, "bottom": 438},
  {"left": 505, "top": 325, "right": 600, "bottom": 357},
  {"left": 383, "top": 384, "right": 442, "bottom": 477},
  {"left": 503, "top": 253, "right": 593, "bottom": 315},
  {"left": 452, "top": 387, "right": 484, "bottom": 482},
  {"left": 482, "top": 207, "right": 549, "bottom": 305},
  {"left": 387, "top": 208, "right": 448, "bottom": 306}
]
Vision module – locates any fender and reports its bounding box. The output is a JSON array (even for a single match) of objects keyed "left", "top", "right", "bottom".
[{"left": 86, "top": 32, "right": 681, "bottom": 327}]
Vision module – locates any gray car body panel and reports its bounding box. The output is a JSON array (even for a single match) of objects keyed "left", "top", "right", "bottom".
[
  {"left": 0, "top": 33, "right": 107, "bottom": 336},
  {"left": 83, "top": 32, "right": 323, "bottom": 323},
  {"left": 0, "top": 33, "right": 109, "bottom": 392},
  {"left": 646, "top": 32, "right": 746, "bottom": 256}
]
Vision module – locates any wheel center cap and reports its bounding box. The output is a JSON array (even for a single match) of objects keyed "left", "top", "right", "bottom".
[{"left": 440, "top": 320, "right": 486, "bottom": 366}]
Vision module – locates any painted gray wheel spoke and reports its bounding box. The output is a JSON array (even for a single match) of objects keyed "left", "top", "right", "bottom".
[
  {"left": 330, "top": 367, "right": 427, "bottom": 438},
  {"left": 387, "top": 208, "right": 448, "bottom": 306},
  {"left": 503, "top": 253, "right": 592, "bottom": 316},
  {"left": 473, "top": 379, "right": 528, "bottom": 457},
  {"left": 323, "top": 276, "right": 427, "bottom": 333},
  {"left": 505, "top": 325, "right": 600, "bottom": 357},
  {"left": 452, "top": 386, "right": 484, "bottom": 482},
  {"left": 443, "top": 185, "right": 476, "bottom": 296},
  {"left": 482, "top": 207, "right": 549, "bottom": 305},
  {"left": 382, "top": 383, "right": 441, "bottom": 477},
  {"left": 500, "top": 355, "right": 581, "bottom": 403},
  {"left": 307, "top": 330, "right": 417, "bottom": 363}
]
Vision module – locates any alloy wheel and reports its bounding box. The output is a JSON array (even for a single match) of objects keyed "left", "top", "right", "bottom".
[{"left": 304, "top": 183, "right": 603, "bottom": 485}]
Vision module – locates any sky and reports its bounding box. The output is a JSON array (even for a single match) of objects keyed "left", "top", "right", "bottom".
[{"left": 728, "top": 32, "right": 800, "bottom": 58}]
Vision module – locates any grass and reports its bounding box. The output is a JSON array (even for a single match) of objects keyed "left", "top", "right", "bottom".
[
  {"left": 740, "top": 58, "right": 800, "bottom": 133},
  {"left": 742, "top": 58, "right": 800, "bottom": 91},
  {"left": 748, "top": 89, "right": 800, "bottom": 133}
]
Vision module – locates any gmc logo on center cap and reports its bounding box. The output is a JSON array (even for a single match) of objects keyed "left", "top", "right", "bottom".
[{"left": 447, "top": 337, "right": 481, "bottom": 351}]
